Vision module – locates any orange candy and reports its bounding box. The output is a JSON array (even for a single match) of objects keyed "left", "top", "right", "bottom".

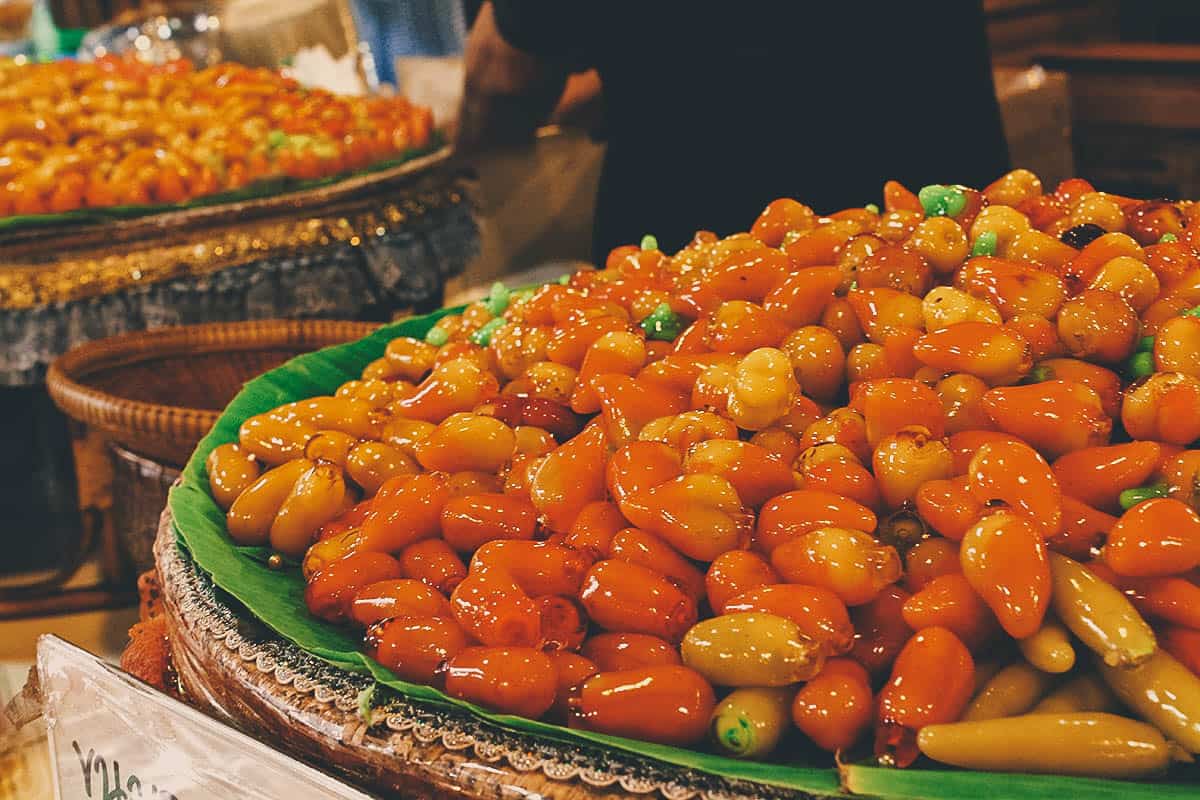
[
  {"left": 445, "top": 646, "right": 557, "bottom": 718},
  {"left": 850, "top": 378, "right": 945, "bottom": 444},
  {"left": 755, "top": 489, "right": 877, "bottom": 553},
  {"left": 750, "top": 198, "right": 816, "bottom": 248},
  {"left": 872, "top": 426, "right": 955, "bottom": 509},
  {"left": 1122, "top": 373, "right": 1200, "bottom": 446},
  {"left": 797, "top": 457, "right": 883, "bottom": 511},
  {"left": 959, "top": 510, "right": 1051, "bottom": 639},
  {"left": 606, "top": 441, "right": 683, "bottom": 512},
  {"left": 580, "top": 632, "right": 682, "bottom": 672},
  {"left": 915, "top": 477, "right": 984, "bottom": 541},
  {"left": 1105, "top": 498, "right": 1200, "bottom": 577},
  {"left": 682, "top": 439, "right": 795, "bottom": 508},
  {"left": 529, "top": 419, "right": 610, "bottom": 533},
  {"left": 876, "top": 627, "right": 974, "bottom": 768},
  {"left": 849, "top": 584, "right": 912, "bottom": 676},
  {"left": 902, "top": 536, "right": 962, "bottom": 592},
  {"left": 592, "top": 374, "right": 687, "bottom": 444},
  {"left": 569, "top": 665, "right": 715, "bottom": 746},
  {"left": 350, "top": 578, "right": 451, "bottom": 627},
  {"left": 578, "top": 559, "right": 698, "bottom": 642},
  {"left": 366, "top": 615, "right": 469, "bottom": 684},
  {"left": 955, "top": 256, "right": 1066, "bottom": 321},
  {"left": 724, "top": 584, "right": 854, "bottom": 655},
  {"left": 305, "top": 551, "right": 404, "bottom": 623},
  {"left": 440, "top": 493, "right": 537, "bottom": 553},
  {"left": 546, "top": 651, "right": 599, "bottom": 719},
  {"left": 706, "top": 301, "right": 791, "bottom": 352},
  {"left": 471, "top": 540, "right": 591, "bottom": 597},
  {"left": 561, "top": 501, "right": 628, "bottom": 563},
  {"left": 763, "top": 266, "right": 842, "bottom": 327},
  {"left": 771, "top": 527, "right": 901, "bottom": 606},
  {"left": 450, "top": 567, "right": 541, "bottom": 647},
  {"left": 1032, "top": 358, "right": 1123, "bottom": 418},
  {"left": 619, "top": 473, "right": 753, "bottom": 561},
  {"left": 901, "top": 573, "right": 997, "bottom": 651},
  {"left": 704, "top": 248, "right": 792, "bottom": 303},
  {"left": 397, "top": 539, "right": 466, "bottom": 595},
  {"left": 792, "top": 657, "right": 874, "bottom": 752},
  {"left": 981, "top": 380, "right": 1112, "bottom": 460},
  {"left": 1055, "top": 289, "right": 1140, "bottom": 364},
  {"left": 608, "top": 527, "right": 706, "bottom": 603},
  {"left": 967, "top": 440, "right": 1063, "bottom": 536},
  {"left": 1052, "top": 442, "right": 1162, "bottom": 513},
  {"left": 536, "top": 595, "right": 588, "bottom": 652},
  {"left": 571, "top": 334, "right": 648, "bottom": 415},
  {"left": 358, "top": 473, "right": 449, "bottom": 554},
  {"left": 704, "top": 550, "right": 780, "bottom": 614},
  {"left": 1050, "top": 495, "right": 1118, "bottom": 560},
  {"left": 913, "top": 322, "right": 1032, "bottom": 385},
  {"left": 1161, "top": 625, "right": 1200, "bottom": 677}
]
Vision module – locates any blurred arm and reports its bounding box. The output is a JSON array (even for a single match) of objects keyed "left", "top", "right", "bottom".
[{"left": 454, "top": 1, "right": 569, "bottom": 152}]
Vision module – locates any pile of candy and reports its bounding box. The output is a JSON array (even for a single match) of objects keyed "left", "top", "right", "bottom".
[
  {"left": 207, "top": 170, "right": 1200, "bottom": 778},
  {"left": 0, "top": 56, "right": 434, "bottom": 215}
]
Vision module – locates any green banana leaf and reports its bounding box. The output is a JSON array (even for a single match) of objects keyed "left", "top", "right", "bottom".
[
  {"left": 0, "top": 135, "right": 443, "bottom": 233},
  {"left": 168, "top": 301, "right": 1200, "bottom": 799}
]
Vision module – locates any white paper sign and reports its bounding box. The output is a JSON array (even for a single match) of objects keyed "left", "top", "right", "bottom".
[{"left": 37, "top": 635, "right": 377, "bottom": 800}]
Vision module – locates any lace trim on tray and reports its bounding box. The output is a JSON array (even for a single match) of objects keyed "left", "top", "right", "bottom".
[{"left": 158, "top": 523, "right": 805, "bottom": 800}]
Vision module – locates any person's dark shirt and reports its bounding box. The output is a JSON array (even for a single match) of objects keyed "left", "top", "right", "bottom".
[{"left": 486, "top": 2, "right": 1010, "bottom": 262}]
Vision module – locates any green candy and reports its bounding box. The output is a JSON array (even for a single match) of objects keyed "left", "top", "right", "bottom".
[
  {"left": 484, "top": 281, "right": 510, "bottom": 316},
  {"left": 1159, "top": 232, "right": 1179, "bottom": 243},
  {"left": 267, "top": 129, "right": 287, "bottom": 149},
  {"left": 1182, "top": 305, "right": 1200, "bottom": 319},
  {"left": 1137, "top": 335, "right": 1156, "bottom": 353},
  {"left": 971, "top": 230, "right": 998, "bottom": 257},
  {"left": 918, "top": 184, "right": 968, "bottom": 218},
  {"left": 470, "top": 317, "right": 505, "bottom": 346},
  {"left": 509, "top": 288, "right": 535, "bottom": 306},
  {"left": 865, "top": 203, "right": 880, "bottom": 214},
  {"left": 1126, "top": 350, "right": 1155, "bottom": 379},
  {"left": 1026, "top": 364, "right": 1052, "bottom": 383},
  {"left": 557, "top": 273, "right": 571, "bottom": 285},
  {"left": 423, "top": 325, "right": 449, "bottom": 346},
  {"left": 1119, "top": 484, "right": 1169, "bottom": 511},
  {"left": 641, "top": 302, "right": 684, "bottom": 341},
  {"left": 941, "top": 187, "right": 968, "bottom": 218},
  {"left": 640, "top": 234, "right": 659, "bottom": 251}
]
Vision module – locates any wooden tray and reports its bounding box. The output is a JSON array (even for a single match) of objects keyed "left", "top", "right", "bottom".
[
  {"left": 154, "top": 508, "right": 814, "bottom": 800},
  {"left": 0, "top": 147, "right": 454, "bottom": 256}
]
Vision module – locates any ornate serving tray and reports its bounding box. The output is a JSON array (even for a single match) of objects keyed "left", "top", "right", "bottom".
[{"left": 154, "top": 509, "right": 815, "bottom": 800}]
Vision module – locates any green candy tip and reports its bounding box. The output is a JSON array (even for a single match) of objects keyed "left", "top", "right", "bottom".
[
  {"left": 1182, "top": 305, "right": 1200, "bottom": 319},
  {"left": 484, "top": 281, "right": 511, "bottom": 315},
  {"left": 715, "top": 715, "right": 754, "bottom": 756},
  {"left": 1119, "top": 484, "right": 1169, "bottom": 510},
  {"left": 1159, "top": 232, "right": 1179, "bottom": 243},
  {"left": 971, "top": 230, "right": 998, "bottom": 257},
  {"left": 1137, "top": 335, "right": 1156, "bottom": 353},
  {"left": 424, "top": 326, "right": 449, "bottom": 346},
  {"left": 864, "top": 203, "right": 880, "bottom": 214},
  {"left": 557, "top": 273, "right": 571, "bottom": 285},
  {"left": 641, "top": 302, "right": 683, "bottom": 341},
  {"left": 640, "top": 234, "right": 659, "bottom": 251},
  {"left": 470, "top": 317, "right": 505, "bottom": 346},
  {"left": 1127, "top": 350, "right": 1155, "bottom": 379}
]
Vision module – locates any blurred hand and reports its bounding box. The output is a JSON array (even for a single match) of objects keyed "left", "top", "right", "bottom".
[{"left": 454, "top": 2, "right": 567, "bottom": 153}]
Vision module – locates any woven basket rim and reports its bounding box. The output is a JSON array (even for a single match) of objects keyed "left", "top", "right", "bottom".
[{"left": 45, "top": 319, "right": 380, "bottom": 444}]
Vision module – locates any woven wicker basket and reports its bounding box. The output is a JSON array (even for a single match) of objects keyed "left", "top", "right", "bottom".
[{"left": 45, "top": 319, "right": 380, "bottom": 467}]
